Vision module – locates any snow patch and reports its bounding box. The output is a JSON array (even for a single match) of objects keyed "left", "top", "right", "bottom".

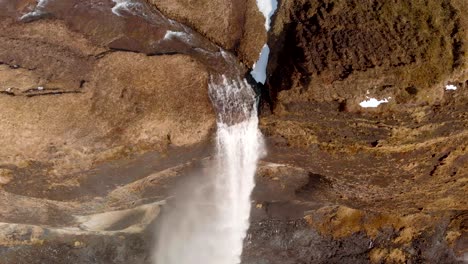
[
  {"left": 111, "top": 0, "right": 132, "bottom": 16},
  {"left": 445, "top": 84, "right": 457, "bottom": 91},
  {"left": 251, "top": 44, "right": 270, "bottom": 84},
  {"left": 163, "top": 30, "right": 190, "bottom": 42},
  {"left": 359, "top": 97, "right": 390, "bottom": 108},
  {"left": 20, "top": 0, "right": 49, "bottom": 20},
  {"left": 111, "top": 0, "right": 145, "bottom": 17},
  {"left": 256, "top": 0, "right": 278, "bottom": 31}
]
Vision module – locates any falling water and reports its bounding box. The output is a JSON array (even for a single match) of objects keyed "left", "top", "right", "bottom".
[
  {"left": 153, "top": 76, "right": 265, "bottom": 264},
  {"left": 9, "top": 0, "right": 267, "bottom": 262}
]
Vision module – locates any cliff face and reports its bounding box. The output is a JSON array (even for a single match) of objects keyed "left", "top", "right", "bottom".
[
  {"left": 0, "top": 2, "right": 216, "bottom": 176},
  {"left": 0, "top": 0, "right": 467, "bottom": 263},
  {"left": 251, "top": 0, "right": 467, "bottom": 262},
  {"left": 267, "top": 0, "right": 467, "bottom": 108}
]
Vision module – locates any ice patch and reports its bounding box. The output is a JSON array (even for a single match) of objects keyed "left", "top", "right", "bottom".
[
  {"left": 111, "top": 0, "right": 132, "bottom": 16},
  {"left": 111, "top": 0, "right": 145, "bottom": 17},
  {"left": 164, "top": 30, "right": 190, "bottom": 42},
  {"left": 445, "top": 84, "right": 457, "bottom": 91},
  {"left": 20, "top": 0, "right": 49, "bottom": 20},
  {"left": 359, "top": 97, "right": 390, "bottom": 108},
  {"left": 256, "top": 0, "right": 278, "bottom": 30},
  {"left": 251, "top": 44, "right": 270, "bottom": 84}
]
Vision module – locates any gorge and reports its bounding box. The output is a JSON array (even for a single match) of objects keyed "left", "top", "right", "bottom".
[{"left": 0, "top": 0, "right": 467, "bottom": 263}]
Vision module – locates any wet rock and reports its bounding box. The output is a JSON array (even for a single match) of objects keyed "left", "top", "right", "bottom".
[{"left": 243, "top": 206, "right": 465, "bottom": 264}]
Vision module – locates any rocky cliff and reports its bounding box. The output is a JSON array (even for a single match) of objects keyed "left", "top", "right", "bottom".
[{"left": 0, "top": 0, "right": 466, "bottom": 263}]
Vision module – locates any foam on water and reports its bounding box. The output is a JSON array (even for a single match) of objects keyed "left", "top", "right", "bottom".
[{"left": 153, "top": 76, "right": 265, "bottom": 264}]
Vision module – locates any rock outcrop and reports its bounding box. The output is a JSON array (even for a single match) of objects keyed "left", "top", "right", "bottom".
[
  {"left": 267, "top": 0, "right": 467, "bottom": 109},
  {"left": 253, "top": 0, "right": 467, "bottom": 262},
  {"left": 147, "top": 0, "right": 267, "bottom": 67},
  {"left": 0, "top": 6, "right": 215, "bottom": 176}
]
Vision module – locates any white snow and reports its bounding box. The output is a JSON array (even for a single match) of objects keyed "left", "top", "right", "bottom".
[
  {"left": 251, "top": 44, "right": 270, "bottom": 84},
  {"left": 359, "top": 97, "right": 390, "bottom": 108},
  {"left": 20, "top": 0, "right": 49, "bottom": 20},
  {"left": 111, "top": 0, "right": 131, "bottom": 16},
  {"left": 256, "top": 0, "right": 278, "bottom": 31},
  {"left": 445, "top": 84, "right": 457, "bottom": 91},
  {"left": 163, "top": 30, "right": 190, "bottom": 42},
  {"left": 111, "top": 0, "right": 144, "bottom": 17},
  {"left": 37, "top": 86, "right": 44, "bottom": 91}
]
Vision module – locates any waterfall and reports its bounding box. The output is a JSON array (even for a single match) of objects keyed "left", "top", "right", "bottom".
[{"left": 153, "top": 76, "right": 265, "bottom": 264}]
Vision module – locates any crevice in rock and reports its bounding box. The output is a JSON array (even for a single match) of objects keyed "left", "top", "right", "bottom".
[
  {"left": 444, "top": 1, "right": 464, "bottom": 70},
  {"left": 0, "top": 60, "right": 35, "bottom": 71},
  {"left": 79, "top": 80, "right": 86, "bottom": 88},
  {"left": 0, "top": 89, "right": 82, "bottom": 98},
  {"left": 26, "top": 90, "right": 82, "bottom": 97},
  {"left": 429, "top": 152, "right": 451, "bottom": 176},
  {"left": 93, "top": 50, "right": 115, "bottom": 60}
]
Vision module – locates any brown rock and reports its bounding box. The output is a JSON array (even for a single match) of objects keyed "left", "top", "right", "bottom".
[
  {"left": 147, "top": 0, "right": 266, "bottom": 67},
  {"left": 0, "top": 169, "right": 13, "bottom": 185},
  {"left": 90, "top": 51, "right": 215, "bottom": 147},
  {"left": 237, "top": 0, "right": 268, "bottom": 67},
  {"left": 147, "top": 0, "right": 245, "bottom": 50},
  {"left": 255, "top": 2, "right": 467, "bottom": 262},
  {"left": 267, "top": 0, "right": 468, "bottom": 108},
  {"left": 0, "top": 19, "right": 215, "bottom": 175}
]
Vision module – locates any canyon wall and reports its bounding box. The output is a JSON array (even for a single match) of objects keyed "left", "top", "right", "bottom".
[{"left": 0, "top": 0, "right": 466, "bottom": 263}]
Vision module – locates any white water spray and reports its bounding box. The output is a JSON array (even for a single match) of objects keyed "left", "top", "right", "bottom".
[{"left": 153, "top": 76, "right": 265, "bottom": 264}]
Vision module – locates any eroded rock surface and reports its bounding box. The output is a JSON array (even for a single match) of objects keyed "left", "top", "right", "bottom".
[
  {"left": 267, "top": 0, "right": 467, "bottom": 108},
  {"left": 147, "top": 0, "right": 267, "bottom": 66},
  {"left": 255, "top": 0, "right": 467, "bottom": 262},
  {"left": 0, "top": 8, "right": 215, "bottom": 176}
]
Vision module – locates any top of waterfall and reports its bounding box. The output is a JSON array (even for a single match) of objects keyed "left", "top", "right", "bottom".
[{"left": 256, "top": 0, "right": 278, "bottom": 31}]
